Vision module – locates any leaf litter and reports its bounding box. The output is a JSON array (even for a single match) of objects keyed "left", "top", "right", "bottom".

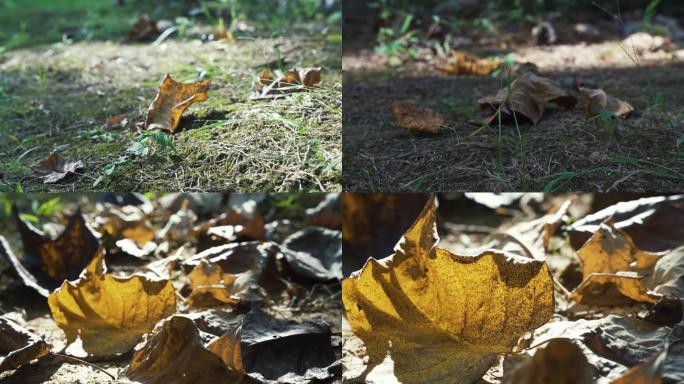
[
  {"left": 342, "top": 193, "right": 684, "bottom": 384},
  {"left": 0, "top": 193, "right": 342, "bottom": 383}
]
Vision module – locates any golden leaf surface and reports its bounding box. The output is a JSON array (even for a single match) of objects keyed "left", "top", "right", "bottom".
[
  {"left": 578, "top": 86, "right": 634, "bottom": 118},
  {"left": 127, "top": 316, "right": 243, "bottom": 384},
  {"left": 48, "top": 248, "right": 176, "bottom": 358},
  {"left": 571, "top": 272, "right": 661, "bottom": 305},
  {"left": 478, "top": 72, "right": 577, "bottom": 125},
  {"left": 436, "top": 50, "right": 501, "bottom": 76},
  {"left": 389, "top": 99, "right": 445, "bottom": 134},
  {"left": 342, "top": 196, "right": 554, "bottom": 383},
  {"left": 145, "top": 74, "right": 210, "bottom": 133}
]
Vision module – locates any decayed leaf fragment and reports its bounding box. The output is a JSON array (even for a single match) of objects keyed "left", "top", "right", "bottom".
[
  {"left": 207, "top": 307, "right": 339, "bottom": 383},
  {"left": 127, "top": 316, "right": 243, "bottom": 384},
  {"left": 129, "top": 14, "right": 159, "bottom": 41},
  {"left": 48, "top": 248, "right": 176, "bottom": 358},
  {"left": 389, "top": 99, "right": 445, "bottom": 134},
  {"left": 253, "top": 67, "right": 321, "bottom": 99},
  {"left": 0, "top": 208, "right": 100, "bottom": 297},
  {"left": 502, "top": 338, "right": 594, "bottom": 384},
  {"left": 611, "top": 347, "right": 667, "bottom": 384},
  {"left": 0, "top": 317, "right": 50, "bottom": 373},
  {"left": 30, "top": 152, "right": 84, "bottom": 184},
  {"left": 281, "top": 227, "right": 342, "bottom": 281},
  {"left": 436, "top": 50, "right": 501, "bottom": 76},
  {"left": 196, "top": 200, "right": 266, "bottom": 251},
  {"left": 478, "top": 72, "right": 577, "bottom": 125},
  {"left": 145, "top": 74, "right": 210, "bottom": 133},
  {"left": 578, "top": 86, "right": 634, "bottom": 118},
  {"left": 342, "top": 196, "right": 554, "bottom": 383}
]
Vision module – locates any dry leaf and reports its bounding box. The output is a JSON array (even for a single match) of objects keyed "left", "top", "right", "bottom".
[
  {"left": 304, "top": 193, "right": 341, "bottom": 229},
  {"left": 93, "top": 203, "right": 155, "bottom": 247},
  {"left": 196, "top": 200, "right": 266, "bottom": 251},
  {"left": 578, "top": 87, "right": 634, "bottom": 118},
  {"left": 253, "top": 67, "right": 321, "bottom": 99},
  {"left": 568, "top": 195, "right": 684, "bottom": 253},
  {"left": 389, "top": 99, "right": 445, "bottom": 134},
  {"left": 0, "top": 317, "right": 50, "bottom": 373},
  {"left": 30, "top": 152, "right": 84, "bottom": 184},
  {"left": 106, "top": 114, "right": 128, "bottom": 128},
  {"left": 129, "top": 15, "right": 159, "bottom": 41},
  {"left": 158, "top": 199, "right": 198, "bottom": 240},
  {"left": 48, "top": 247, "right": 176, "bottom": 358},
  {"left": 342, "top": 196, "right": 554, "bottom": 383},
  {"left": 127, "top": 316, "right": 243, "bottom": 384},
  {"left": 571, "top": 271, "right": 661, "bottom": 305},
  {"left": 612, "top": 348, "right": 667, "bottom": 384},
  {"left": 478, "top": 72, "right": 577, "bottom": 125},
  {"left": 502, "top": 339, "right": 594, "bottom": 384},
  {"left": 186, "top": 242, "right": 283, "bottom": 308},
  {"left": 437, "top": 50, "right": 501, "bottom": 76},
  {"left": 0, "top": 208, "right": 100, "bottom": 297},
  {"left": 207, "top": 307, "right": 339, "bottom": 383},
  {"left": 281, "top": 227, "right": 342, "bottom": 281},
  {"left": 578, "top": 220, "right": 661, "bottom": 277},
  {"left": 145, "top": 74, "right": 210, "bottom": 133}
]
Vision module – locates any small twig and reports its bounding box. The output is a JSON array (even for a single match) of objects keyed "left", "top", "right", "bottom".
[{"left": 51, "top": 352, "right": 116, "bottom": 381}]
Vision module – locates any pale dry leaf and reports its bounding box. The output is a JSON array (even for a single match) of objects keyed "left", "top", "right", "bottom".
[
  {"left": 30, "top": 152, "right": 84, "bottom": 184},
  {"left": 254, "top": 67, "right": 322, "bottom": 99},
  {"left": 478, "top": 72, "right": 577, "bottom": 125},
  {"left": 342, "top": 196, "right": 554, "bottom": 383},
  {"left": 578, "top": 87, "right": 634, "bottom": 118},
  {"left": 48, "top": 248, "right": 176, "bottom": 358},
  {"left": 145, "top": 74, "right": 210, "bottom": 133},
  {"left": 389, "top": 99, "right": 445, "bottom": 134}
]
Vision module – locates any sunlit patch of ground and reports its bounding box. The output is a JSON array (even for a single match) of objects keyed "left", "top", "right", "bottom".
[{"left": 0, "top": 30, "right": 341, "bottom": 192}]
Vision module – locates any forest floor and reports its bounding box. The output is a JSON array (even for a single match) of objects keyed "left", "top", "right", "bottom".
[
  {"left": 343, "top": 17, "right": 684, "bottom": 192},
  {"left": 0, "top": 2, "right": 342, "bottom": 192}
]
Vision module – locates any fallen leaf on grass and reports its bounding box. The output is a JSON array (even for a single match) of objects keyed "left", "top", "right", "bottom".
[
  {"left": 48, "top": 247, "right": 176, "bottom": 358},
  {"left": 502, "top": 338, "right": 594, "bottom": 384},
  {"left": 389, "top": 99, "right": 445, "bottom": 134},
  {"left": 436, "top": 50, "right": 501, "bottom": 76},
  {"left": 207, "top": 307, "right": 339, "bottom": 383},
  {"left": 253, "top": 67, "right": 322, "bottom": 99},
  {"left": 145, "top": 74, "right": 210, "bottom": 133},
  {"left": 0, "top": 317, "right": 50, "bottom": 373},
  {"left": 578, "top": 87, "right": 634, "bottom": 118},
  {"left": 342, "top": 196, "right": 554, "bottom": 383},
  {"left": 30, "top": 152, "right": 84, "bottom": 184},
  {"left": 106, "top": 114, "right": 128, "bottom": 128},
  {"left": 127, "top": 316, "right": 243, "bottom": 384},
  {"left": 478, "top": 72, "right": 577, "bottom": 125},
  {"left": 129, "top": 15, "right": 159, "bottom": 41},
  {"left": 0, "top": 208, "right": 100, "bottom": 296}
]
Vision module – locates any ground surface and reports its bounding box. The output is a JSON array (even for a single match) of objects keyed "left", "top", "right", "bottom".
[
  {"left": 0, "top": 2, "right": 342, "bottom": 192},
  {"left": 343, "top": 17, "right": 684, "bottom": 192}
]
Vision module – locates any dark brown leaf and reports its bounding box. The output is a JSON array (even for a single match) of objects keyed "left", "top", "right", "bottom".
[{"left": 30, "top": 152, "right": 84, "bottom": 184}]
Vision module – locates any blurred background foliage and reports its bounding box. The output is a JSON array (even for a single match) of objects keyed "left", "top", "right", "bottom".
[{"left": 0, "top": 0, "right": 341, "bottom": 52}]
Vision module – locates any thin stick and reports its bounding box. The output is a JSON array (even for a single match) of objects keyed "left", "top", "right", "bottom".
[{"left": 51, "top": 352, "right": 116, "bottom": 381}]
